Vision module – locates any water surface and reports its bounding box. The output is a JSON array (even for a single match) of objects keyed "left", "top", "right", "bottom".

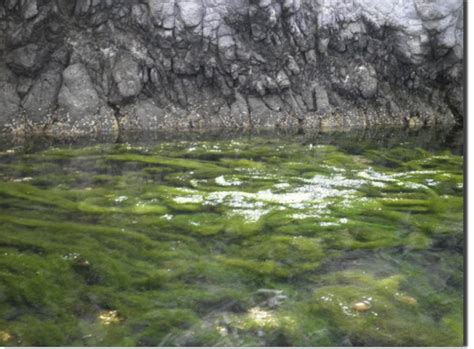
[{"left": 0, "top": 127, "right": 464, "bottom": 346}]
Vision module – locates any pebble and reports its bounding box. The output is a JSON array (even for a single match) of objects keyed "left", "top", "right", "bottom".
[
  {"left": 399, "top": 295, "right": 417, "bottom": 305},
  {"left": 76, "top": 257, "right": 90, "bottom": 267},
  {"left": 352, "top": 301, "right": 371, "bottom": 312}
]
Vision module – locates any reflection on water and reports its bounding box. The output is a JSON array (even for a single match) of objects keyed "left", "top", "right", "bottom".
[{"left": 0, "top": 127, "right": 464, "bottom": 346}]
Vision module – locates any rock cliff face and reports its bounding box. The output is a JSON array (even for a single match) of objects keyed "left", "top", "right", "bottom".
[{"left": 0, "top": 0, "right": 464, "bottom": 135}]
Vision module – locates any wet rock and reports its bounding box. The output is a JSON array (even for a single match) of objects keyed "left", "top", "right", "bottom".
[{"left": 57, "top": 63, "right": 101, "bottom": 121}]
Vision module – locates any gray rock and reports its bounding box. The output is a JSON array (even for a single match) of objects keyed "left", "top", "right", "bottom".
[
  {"left": 22, "top": 0, "right": 38, "bottom": 19},
  {"left": 6, "top": 44, "right": 47, "bottom": 75},
  {"left": 16, "top": 76, "right": 34, "bottom": 98},
  {"left": 177, "top": 0, "right": 204, "bottom": 27},
  {"left": 354, "top": 65, "right": 378, "bottom": 99},
  {"left": 58, "top": 63, "right": 101, "bottom": 121},
  {"left": 0, "top": 81, "right": 21, "bottom": 124},
  {"left": 248, "top": 96, "right": 280, "bottom": 127},
  {"left": 230, "top": 93, "right": 250, "bottom": 127},
  {"left": 56, "top": 0, "right": 75, "bottom": 16},
  {"left": 70, "top": 106, "right": 118, "bottom": 135},
  {"left": 112, "top": 52, "right": 143, "bottom": 100},
  {"left": 0, "top": 0, "right": 464, "bottom": 134},
  {"left": 314, "top": 85, "right": 331, "bottom": 115},
  {"left": 22, "top": 70, "right": 62, "bottom": 122},
  {"left": 276, "top": 71, "right": 291, "bottom": 89},
  {"left": 74, "top": 0, "right": 91, "bottom": 15},
  {"left": 132, "top": 4, "right": 150, "bottom": 28},
  {"left": 120, "top": 99, "right": 165, "bottom": 131}
]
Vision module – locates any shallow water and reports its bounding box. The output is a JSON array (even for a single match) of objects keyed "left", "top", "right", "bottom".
[{"left": 0, "top": 127, "right": 464, "bottom": 346}]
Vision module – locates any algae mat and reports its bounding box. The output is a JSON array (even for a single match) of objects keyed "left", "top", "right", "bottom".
[{"left": 0, "top": 129, "right": 464, "bottom": 346}]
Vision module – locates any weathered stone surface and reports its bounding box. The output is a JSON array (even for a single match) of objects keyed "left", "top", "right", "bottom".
[
  {"left": 120, "top": 99, "right": 165, "bottom": 131},
  {"left": 230, "top": 93, "right": 250, "bottom": 128},
  {"left": 177, "top": 0, "right": 204, "bottom": 27},
  {"left": 57, "top": 63, "right": 101, "bottom": 121},
  {"left": 0, "top": 0, "right": 464, "bottom": 134},
  {"left": 112, "top": 52, "right": 143, "bottom": 101},
  {"left": 22, "top": 0, "right": 38, "bottom": 19},
  {"left": 22, "top": 70, "right": 62, "bottom": 122},
  {"left": 248, "top": 96, "right": 284, "bottom": 128},
  {"left": 0, "top": 65, "right": 20, "bottom": 126},
  {"left": 354, "top": 65, "right": 378, "bottom": 99},
  {"left": 0, "top": 81, "right": 21, "bottom": 125},
  {"left": 314, "top": 85, "right": 332, "bottom": 115},
  {"left": 6, "top": 44, "right": 48, "bottom": 75}
]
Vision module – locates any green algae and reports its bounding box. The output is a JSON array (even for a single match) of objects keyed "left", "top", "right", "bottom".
[
  {"left": 0, "top": 130, "right": 464, "bottom": 346},
  {"left": 309, "top": 271, "right": 462, "bottom": 346}
]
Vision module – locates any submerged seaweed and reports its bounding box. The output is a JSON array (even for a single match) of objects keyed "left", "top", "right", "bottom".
[{"left": 0, "top": 130, "right": 464, "bottom": 346}]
